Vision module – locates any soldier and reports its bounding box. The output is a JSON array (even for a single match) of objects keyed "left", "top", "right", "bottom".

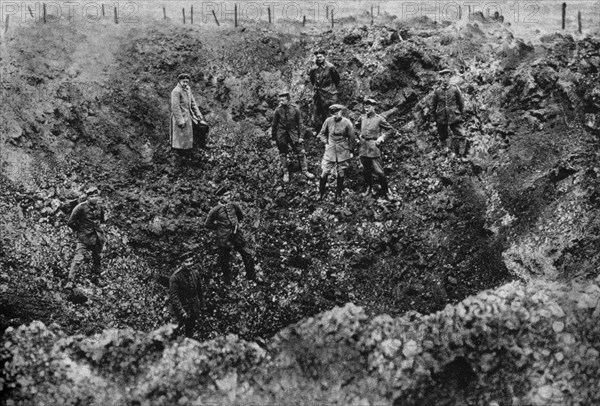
[
  {"left": 170, "top": 73, "right": 207, "bottom": 156},
  {"left": 169, "top": 252, "right": 203, "bottom": 338},
  {"left": 318, "top": 104, "right": 356, "bottom": 202},
  {"left": 67, "top": 189, "right": 106, "bottom": 283},
  {"left": 355, "top": 98, "right": 398, "bottom": 200},
  {"left": 205, "top": 188, "right": 258, "bottom": 284},
  {"left": 271, "top": 91, "right": 315, "bottom": 183},
  {"left": 309, "top": 49, "right": 340, "bottom": 133},
  {"left": 431, "top": 68, "right": 466, "bottom": 157}
]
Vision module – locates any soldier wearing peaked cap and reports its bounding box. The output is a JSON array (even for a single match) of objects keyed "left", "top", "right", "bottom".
[
  {"left": 205, "top": 187, "right": 259, "bottom": 284},
  {"left": 309, "top": 49, "right": 341, "bottom": 133},
  {"left": 431, "top": 68, "right": 466, "bottom": 157},
  {"left": 317, "top": 104, "right": 356, "bottom": 202},
  {"left": 169, "top": 252, "right": 203, "bottom": 338},
  {"left": 170, "top": 72, "right": 207, "bottom": 155},
  {"left": 271, "top": 91, "right": 315, "bottom": 183},
  {"left": 355, "top": 98, "right": 398, "bottom": 200}
]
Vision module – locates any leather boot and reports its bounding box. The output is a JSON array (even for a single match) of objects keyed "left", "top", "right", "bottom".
[
  {"left": 362, "top": 172, "right": 373, "bottom": 196},
  {"left": 319, "top": 176, "right": 328, "bottom": 201},
  {"left": 300, "top": 156, "right": 315, "bottom": 179},
  {"left": 335, "top": 176, "right": 345, "bottom": 202},
  {"left": 280, "top": 154, "right": 289, "bottom": 182},
  {"left": 378, "top": 175, "right": 390, "bottom": 200}
]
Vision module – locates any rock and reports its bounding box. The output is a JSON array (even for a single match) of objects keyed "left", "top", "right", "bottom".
[{"left": 67, "top": 288, "right": 88, "bottom": 304}]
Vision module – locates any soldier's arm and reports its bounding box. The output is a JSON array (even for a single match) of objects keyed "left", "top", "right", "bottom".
[
  {"left": 379, "top": 116, "right": 397, "bottom": 142},
  {"left": 100, "top": 207, "right": 107, "bottom": 224},
  {"left": 455, "top": 87, "right": 465, "bottom": 114},
  {"left": 190, "top": 93, "right": 204, "bottom": 121},
  {"left": 169, "top": 277, "right": 186, "bottom": 317},
  {"left": 67, "top": 204, "right": 83, "bottom": 231},
  {"left": 309, "top": 67, "right": 316, "bottom": 86},
  {"left": 331, "top": 66, "right": 340, "bottom": 87},
  {"left": 271, "top": 109, "right": 280, "bottom": 141},
  {"left": 171, "top": 88, "right": 185, "bottom": 126},
  {"left": 348, "top": 121, "right": 356, "bottom": 151},
  {"left": 318, "top": 120, "right": 329, "bottom": 144},
  {"left": 430, "top": 90, "right": 438, "bottom": 119},
  {"left": 233, "top": 203, "right": 244, "bottom": 222},
  {"left": 204, "top": 206, "right": 219, "bottom": 230}
]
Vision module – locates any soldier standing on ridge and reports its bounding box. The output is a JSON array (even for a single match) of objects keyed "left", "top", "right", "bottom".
[
  {"left": 318, "top": 104, "right": 356, "bottom": 202},
  {"left": 170, "top": 73, "right": 207, "bottom": 157},
  {"left": 67, "top": 188, "right": 106, "bottom": 283},
  {"left": 355, "top": 98, "right": 398, "bottom": 200},
  {"left": 309, "top": 49, "right": 340, "bottom": 133},
  {"left": 431, "top": 68, "right": 466, "bottom": 157},
  {"left": 169, "top": 252, "right": 203, "bottom": 338},
  {"left": 271, "top": 91, "right": 315, "bottom": 183},
  {"left": 205, "top": 187, "right": 260, "bottom": 284}
]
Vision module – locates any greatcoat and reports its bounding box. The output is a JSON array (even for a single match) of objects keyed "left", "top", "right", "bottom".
[{"left": 170, "top": 83, "right": 203, "bottom": 149}]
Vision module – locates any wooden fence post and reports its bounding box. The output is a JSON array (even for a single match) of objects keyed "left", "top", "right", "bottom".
[
  {"left": 326, "top": 6, "right": 329, "bottom": 21},
  {"left": 378, "top": 5, "right": 380, "bottom": 16},
  {"left": 562, "top": 3, "right": 566, "bottom": 29},
  {"left": 114, "top": 6, "right": 118, "bottom": 23},
  {"left": 331, "top": 9, "right": 334, "bottom": 28},
  {"left": 182, "top": 8, "right": 185, "bottom": 23},
  {"left": 459, "top": 5, "right": 462, "bottom": 20},
  {"left": 303, "top": 15, "right": 306, "bottom": 26},
  {"left": 102, "top": 4, "right": 105, "bottom": 16},
  {"left": 234, "top": 4, "right": 238, "bottom": 27},
  {"left": 43, "top": 3, "right": 47, "bottom": 23},
  {"left": 191, "top": 6, "right": 193, "bottom": 24},
  {"left": 4, "top": 15, "right": 9, "bottom": 33},
  {"left": 163, "top": 6, "right": 166, "bottom": 20},
  {"left": 212, "top": 9, "right": 220, "bottom": 26},
  {"left": 268, "top": 6, "right": 271, "bottom": 23},
  {"left": 577, "top": 10, "right": 582, "bottom": 33},
  {"left": 371, "top": 5, "right": 374, "bottom": 25},
  {"left": 28, "top": 6, "right": 34, "bottom": 18}
]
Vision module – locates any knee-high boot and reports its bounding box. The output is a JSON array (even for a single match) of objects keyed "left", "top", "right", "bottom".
[
  {"left": 319, "top": 176, "right": 328, "bottom": 200},
  {"left": 335, "top": 176, "right": 345, "bottom": 202}
]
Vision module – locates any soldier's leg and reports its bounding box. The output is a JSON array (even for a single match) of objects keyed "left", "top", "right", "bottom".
[
  {"left": 437, "top": 123, "right": 449, "bottom": 153},
  {"left": 292, "top": 142, "right": 315, "bottom": 179},
  {"left": 335, "top": 161, "right": 349, "bottom": 201},
  {"left": 360, "top": 157, "right": 374, "bottom": 195},
  {"left": 319, "top": 159, "right": 333, "bottom": 200},
  {"left": 372, "top": 158, "right": 389, "bottom": 198},
  {"left": 69, "top": 242, "right": 87, "bottom": 280},
  {"left": 217, "top": 245, "right": 234, "bottom": 284},
  {"left": 91, "top": 243, "right": 102, "bottom": 276},
  {"left": 450, "top": 122, "right": 467, "bottom": 156},
  {"left": 234, "top": 234, "right": 256, "bottom": 280},
  {"left": 184, "top": 312, "right": 196, "bottom": 338},
  {"left": 279, "top": 152, "right": 290, "bottom": 183}
]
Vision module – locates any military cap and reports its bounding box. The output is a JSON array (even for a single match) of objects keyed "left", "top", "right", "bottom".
[
  {"left": 329, "top": 104, "right": 345, "bottom": 112},
  {"left": 215, "top": 185, "right": 229, "bottom": 196},
  {"left": 438, "top": 68, "right": 453, "bottom": 75},
  {"left": 177, "top": 73, "right": 191, "bottom": 80},
  {"left": 364, "top": 98, "right": 379, "bottom": 105},
  {"left": 278, "top": 91, "right": 291, "bottom": 98},
  {"left": 314, "top": 49, "right": 327, "bottom": 56}
]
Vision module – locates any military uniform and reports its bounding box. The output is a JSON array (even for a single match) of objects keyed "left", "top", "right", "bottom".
[
  {"left": 169, "top": 265, "right": 203, "bottom": 338},
  {"left": 356, "top": 105, "right": 397, "bottom": 198},
  {"left": 271, "top": 98, "right": 314, "bottom": 181},
  {"left": 67, "top": 200, "right": 105, "bottom": 280},
  {"left": 205, "top": 202, "right": 256, "bottom": 283},
  {"left": 309, "top": 54, "right": 340, "bottom": 132},
  {"left": 318, "top": 105, "right": 356, "bottom": 201},
  {"left": 431, "top": 72, "right": 466, "bottom": 156}
]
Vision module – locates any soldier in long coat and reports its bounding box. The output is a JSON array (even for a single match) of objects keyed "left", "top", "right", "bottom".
[
  {"left": 431, "top": 68, "right": 466, "bottom": 156},
  {"left": 318, "top": 104, "right": 356, "bottom": 201},
  {"left": 205, "top": 188, "right": 257, "bottom": 284},
  {"left": 170, "top": 73, "right": 205, "bottom": 153},
  {"left": 169, "top": 254, "right": 203, "bottom": 338},
  {"left": 271, "top": 92, "right": 315, "bottom": 183},
  {"left": 309, "top": 50, "right": 340, "bottom": 133},
  {"left": 67, "top": 190, "right": 106, "bottom": 282},
  {"left": 355, "top": 98, "right": 398, "bottom": 200}
]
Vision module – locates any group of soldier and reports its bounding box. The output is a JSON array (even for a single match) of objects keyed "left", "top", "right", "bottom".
[{"left": 66, "top": 49, "right": 467, "bottom": 337}]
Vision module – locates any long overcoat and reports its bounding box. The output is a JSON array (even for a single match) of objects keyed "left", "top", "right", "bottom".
[
  {"left": 170, "top": 84, "right": 203, "bottom": 149},
  {"left": 318, "top": 117, "right": 356, "bottom": 162},
  {"left": 431, "top": 84, "right": 465, "bottom": 125}
]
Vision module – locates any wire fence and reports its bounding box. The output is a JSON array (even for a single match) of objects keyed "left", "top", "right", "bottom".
[{"left": 0, "top": 1, "right": 599, "bottom": 35}]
